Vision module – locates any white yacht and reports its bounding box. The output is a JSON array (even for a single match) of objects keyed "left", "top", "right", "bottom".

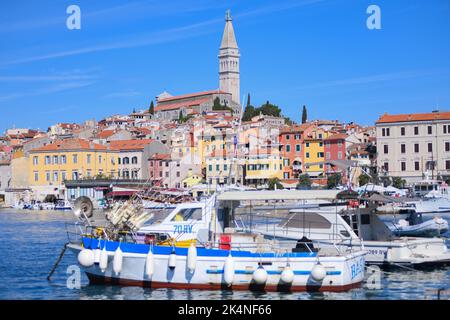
[{"left": 253, "top": 205, "right": 450, "bottom": 268}]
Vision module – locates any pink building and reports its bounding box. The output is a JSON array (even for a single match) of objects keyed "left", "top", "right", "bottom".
[{"left": 324, "top": 133, "right": 348, "bottom": 181}]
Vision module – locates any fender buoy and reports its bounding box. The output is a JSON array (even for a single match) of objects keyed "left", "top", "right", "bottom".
[{"left": 223, "top": 253, "right": 234, "bottom": 286}]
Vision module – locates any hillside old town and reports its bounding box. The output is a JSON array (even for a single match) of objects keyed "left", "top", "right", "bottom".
[{"left": 1, "top": 11, "right": 449, "bottom": 208}]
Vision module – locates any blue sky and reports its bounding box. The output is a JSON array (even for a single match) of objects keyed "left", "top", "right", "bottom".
[{"left": 0, "top": 0, "right": 449, "bottom": 133}]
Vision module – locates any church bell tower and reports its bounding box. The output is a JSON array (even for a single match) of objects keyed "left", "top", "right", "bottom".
[{"left": 219, "top": 10, "right": 240, "bottom": 105}]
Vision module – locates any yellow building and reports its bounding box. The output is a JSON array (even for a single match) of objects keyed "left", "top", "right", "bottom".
[
  {"left": 245, "top": 150, "right": 284, "bottom": 187},
  {"left": 29, "top": 138, "right": 118, "bottom": 187},
  {"left": 303, "top": 128, "right": 330, "bottom": 178}
]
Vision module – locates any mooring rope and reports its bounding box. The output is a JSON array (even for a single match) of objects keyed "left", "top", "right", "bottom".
[{"left": 47, "top": 242, "right": 69, "bottom": 281}]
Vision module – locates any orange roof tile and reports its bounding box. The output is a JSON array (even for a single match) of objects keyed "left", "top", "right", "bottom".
[
  {"left": 376, "top": 111, "right": 450, "bottom": 124},
  {"left": 157, "top": 90, "right": 229, "bottom": 103},
  {"left": 30, "top": 138, "right": 106, "bottom": 152},
  {"left": 109, "top": 139, "right": 154, "bottom": 151},
  {"left": 325, "top": 133, "right": 348, "bottom": 140},
  {"left": 97, "top": 129, "right": 115, "bottom": 139},
  {"left": 155, "top": 98, "right": 210, "bottom": 112}
]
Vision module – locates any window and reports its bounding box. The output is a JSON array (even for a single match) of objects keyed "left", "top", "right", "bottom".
[
  {"left": 216, "top": 164, "right": 220, "bottom": 171},
  {"left": 317, "top": 152, "right": 324, "bottom": 158},
  {"left": 53, "top": 156, "right": 58, "bottom": 164},
  {"left": 45, "top": 156, "right": 51, "bottom": 165},
  {"left": 447, "top": 160, "right": 450, "bottom": 170},
  {"left": 98, "top": 155, "right": 102, "bottom": 164},
  {"left": 383, "top": 162, "right": 389, "bottom": 172},
  {"left": 401, "top": 162, "right": 406, "bottom": 172},
  {"left": 72, "top": 154, "right": 78, "bottom": 164},
  {"left": 132, "top": 157, "right": 138, "bottom": 164},
  {"left": 337, "top": 140, "right": 342, "bottom": 147},
  {"left": 176, "top": 171, "right": 180, "bottom": 178},
  {"left": 165, "top": 171, "right": 169, "bottom": 178},
  {"left": 414, "top": 162, "right": 420, "bottom": 171},
  {"left": 33, "top": 156, "right": 38, "bottom": 165},
  {"left": 123, "top": 157, "right": 129, "bottom": 164},
  {"left": 286, "top": 135, "right": 290, "bottom": 140},
  {"left": 208, "top": 165, "right": 212, "bottom": 171},
  {"left": 318, "top": 134, "right": 323, "bottom": 139},
  {"left": 118, "top": 158, "right": 122, "bottom": 165},
  {"left": 414, "top": 126, "right": 419, "bottom": 135},
  {"left": 295, "top": 144, "right": 301, "bottom": 152},
  {"left": 428, "top": 126, "right": 432, "bottom": 135},
  {"left": 446, "top": 142, "right": 450, "bottom": 152},
  {"left": 224, "top": 164, "right": 228, "bottom": 171},
  {"left": 383, "top": 145, "right": 389, "bottom": 154},
  {"left": 400, "top": 144, "right": 406, "bottom": 153},
  {"left": 319, "top": 142, "right": 323, "bottom": 147},
  {"left": 87, "top": 154, "right": 91, "bottom": 164},
  {"left": 326, "top": 152, "right": 331, "bottom": 159},
  {"left": 46, "top": 171, "right": 51, "bottom": 182},
  {"left": 61, "top": 155, "right": 66, "bottom": 164},
  {"left": 72, "top": 171, "right": 78, "bottom": 180},
  {"left": 338, "top": 151, "right": 343, "bottom": 159},
  {"left": 306, "top": 142, "right": 310, "bottom": 148},
  {"left": 53, "top": 171, "right": 59, "bottom": 181},
  {"left": 428, "top": 143, "right": 433, "bottom": 153},
  {"left": 61, "top": 171, "right": 66, "bottom": 181},
  {"left": 294, "top": 134, "right": 301, "bottom": 140},
  {"left": 286, "top": 145, "right": 291, "bottom": 152},
  {"left": 86, "top": 170, "right": 92, "bottom": 177},
  {"left": 34, "top": 171, "right": 38, "bottom": 182},
  {"left": 414, "top": 143, "right": 419, "bottom": 153},
  {"left": 400, "top": 127, "right": 405, "bottom": 136},
  {"left": 319, "top": 164, "right": 323, "bottom": 169},
  {"left": 444, "top": 125, "right": 450, "bottom": 134},
  {"left": 171, "top": 207, "right": 203, "bottom": 221},
  {"left": 306, "top": 152, "right": 310, "bottom": 158},
  {"left": 382, "top": 128, "right": 385, "bottom": 136},
  {"left": 386, "top": 128, "right": 390, "bottom": 136}
]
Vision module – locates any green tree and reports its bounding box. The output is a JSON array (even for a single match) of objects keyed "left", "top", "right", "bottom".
[
  {"left": 301, "top": 105, "right": 307, "bottom": 123},
  {"left": 358, "top": 174, "right": 370, "bottom": 186},
  {"left": 297, "top": 174, "right": 312, "bottom": 189},
  {"left": 149, "top": 100, "right": 155, "bottom": 115},
  {"left": 327, "top": 173, "right": 342, "bottom": 189},
  {"left": 392, "top": 177, "right": 406, "bottom": 189},
  {"left": 242, "top": 105, "right": 256, "bottom": 121},
  {"left": 268, "top": 177, "right": 283, "bottom": 190}
]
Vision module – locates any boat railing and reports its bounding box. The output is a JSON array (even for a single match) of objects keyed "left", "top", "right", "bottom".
[{"left": 234, "top": 214, "right": 366, "bottom": 255}]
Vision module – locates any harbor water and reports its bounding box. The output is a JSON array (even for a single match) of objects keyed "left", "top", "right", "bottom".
[{"left": 0, "top": 209, "right": 448, "bottom": 300}]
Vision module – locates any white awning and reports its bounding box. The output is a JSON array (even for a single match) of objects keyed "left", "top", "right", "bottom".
[{"left": 217, "top": 189, "right": 340, "bottom": 201}]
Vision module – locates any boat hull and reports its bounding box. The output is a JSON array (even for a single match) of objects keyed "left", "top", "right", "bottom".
[{"left": 69, "top": 239, "right": 366, "bottom": 293}]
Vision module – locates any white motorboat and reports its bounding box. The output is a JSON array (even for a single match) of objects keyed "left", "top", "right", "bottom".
[
  {"left": 253, "top": 205, "right": 450, "bottom": 268},
  {"left": 54, "top": 199, "right": 72, "bottom": 211},
  {"left": 388, "top": 209, "right": 448, "bottom": 237},
  {"left": 64, "top": 190, "right": 367, "bottom": 292}
]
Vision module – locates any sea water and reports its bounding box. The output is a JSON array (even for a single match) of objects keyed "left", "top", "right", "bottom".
[{"left": 0, "top": 209, "right": 448, "bottom": 300}]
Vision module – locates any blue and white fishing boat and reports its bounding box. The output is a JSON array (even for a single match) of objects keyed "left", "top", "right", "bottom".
[{"left": 65, "top": 190, "right": 367, "bottom": 292}]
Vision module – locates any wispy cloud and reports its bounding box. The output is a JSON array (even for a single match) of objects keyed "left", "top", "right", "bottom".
[
  {"left": 0, "top": 0, "right": 226, "bottom": 34},
  {"left": 0, "top": 74, "right": 97, "bottom": 82},
  {"left": 103, "top": 89, "right": 142, "bottom": 99},
  {"left": 276, "top": 69, "right": 445, "bottom": 93},
  {"left": 1, "top": 0, "right": 325, "bottom": 66},
  {"left": 0, "top": 80, "right": 96, "bottom": 102},
  {"left": 2, "top": 17, "right": 221, "bottom": 66},
  {"left": 39, "top": 105, "right": 77, "bottom": 115}
]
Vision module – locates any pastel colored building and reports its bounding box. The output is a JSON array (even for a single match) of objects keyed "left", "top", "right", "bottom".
[{"left": 376, "top": 111, "right": 450, "bottom": 183}]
